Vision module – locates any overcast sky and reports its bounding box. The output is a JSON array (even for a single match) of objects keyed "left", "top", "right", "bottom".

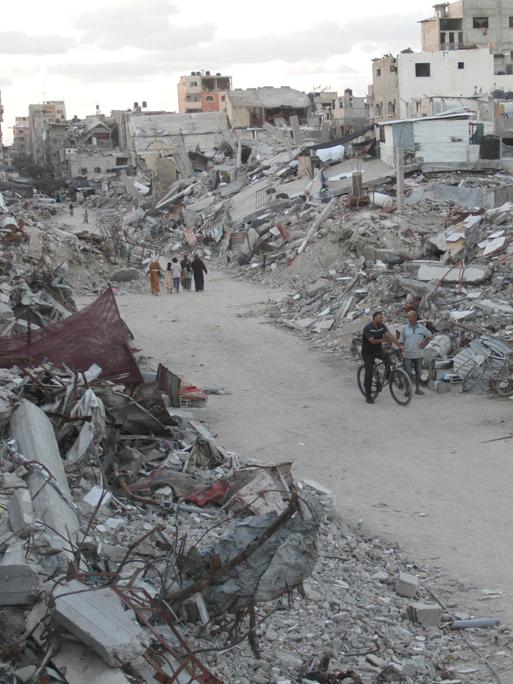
[{"left": 1, "top": 0, "right": 435, "bottom": 142}]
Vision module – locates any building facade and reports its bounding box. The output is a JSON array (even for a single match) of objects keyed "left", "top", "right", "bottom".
[
  {"left": 226, "top": 87, "right": 310, "bottom": 128},
  {"left": 25, "top": 101, "right": 66, "bottom": 166},
  {"left": 421, "top": 1, "right": 513, "bottom": 74},
  {"left": 12, "top": 117, "right": 31, "bottom": 164},
  {"left": 177, "top": 71, "right": 232, "bottom": 114},
  {"left": 371, "top": 48, "right": 513, "bottom": 120},
  {"left": 333, "top": 89, "right": 370, "bottom": 132},
  {"left": 377, "top": 113, "right": 500, "bottom": 171}
]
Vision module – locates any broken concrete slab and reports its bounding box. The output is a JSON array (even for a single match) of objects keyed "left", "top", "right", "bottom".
[
  {"left": 416, "top": 262, "right": 490, "bottom": 284},
  {"left": 0, "top": 542, "right": 41, "bottom": 605},
  {"left": 8, "top": 488, "right": 34, "bottom": 536},
  {"left": 10, "top": 401, "right": 80, "bottom": 548},
  {"left": 82, "top": 485, "right": 113, "bottom": 512},
  {"left": 54, "top": 580, "right": 149, "bottom": 667},
  {"left": 52, "top": 641, "right": 132, "bottom": 684}
]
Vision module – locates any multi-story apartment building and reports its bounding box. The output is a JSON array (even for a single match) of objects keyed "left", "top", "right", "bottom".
[
  {"left": 26, "top": 101, "right": 66, "bottom": 166},
  {"left": 370, "top": 47, "right": 513, "bottom": 120},
  {"left": 12, "top": 117, "right": 31, "bottom": 163},
  {"left": 421, "top": 1, "right": 513, "bottom": 74},
  {"left": 177, "top": 71, "right": 232, "bottom": 114},
  {"left": 333, "top": 89, "right": 370, "bottom": 133}
]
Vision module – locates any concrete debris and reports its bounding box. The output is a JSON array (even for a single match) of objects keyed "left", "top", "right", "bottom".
[
  {"left": 0, "top": 117, "right": 511, "bottom": 684},
  {"left": 54, "top": 580, "right": 149, "bottom": 667},
  {"left": 0, "top": 542, "right": 41, "bottom": 605},
  {"left": 408, "top": 602, "right": 444, "bottom": 627},
  {"left": 396, "top": 571, "right": 419, "bottom": 599},
  {"left": 52, "top": 641, "right": 132, "bottom": 684},
  {"left": 10, "top": 400, "right": 80, "bottom": 550},
  {"left": 7, "top": 488, "right": 34, "bottom": 536}
]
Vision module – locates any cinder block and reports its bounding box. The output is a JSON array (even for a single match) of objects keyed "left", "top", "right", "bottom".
[
  {"left": 428, "top": 380, "right": 451, "bottom": 394},
  {"left": 397, "top": 572, "right": 419, "bottom": 598},
  {"left": 408, "top": 602, "right": 443, "bottom": 627}
]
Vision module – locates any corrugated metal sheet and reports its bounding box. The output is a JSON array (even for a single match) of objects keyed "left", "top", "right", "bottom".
[{"left": 453, "top": 335, "right": 512, "bottom": 393}]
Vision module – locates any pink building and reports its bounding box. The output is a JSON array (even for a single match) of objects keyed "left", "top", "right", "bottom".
[{"left": 178, "top": 71, "right": 232, "bottom": 114}]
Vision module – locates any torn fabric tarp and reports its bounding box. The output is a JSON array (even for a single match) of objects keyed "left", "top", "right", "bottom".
[{"left": 0, "top": 288, "right": 143, "bottom": 385}]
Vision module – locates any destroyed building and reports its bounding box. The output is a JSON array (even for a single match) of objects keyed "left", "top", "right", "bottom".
[{"left": 226, "top": 86, "right": 310, "bottom": 128}]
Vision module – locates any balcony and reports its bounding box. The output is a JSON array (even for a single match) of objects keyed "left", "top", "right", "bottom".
[{"left": 441, "top": 43, "right": 465, "bottom": 50}]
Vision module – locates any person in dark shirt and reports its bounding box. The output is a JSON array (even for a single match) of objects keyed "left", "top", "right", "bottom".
[
  {"left": 191, "top": 254, "right": 208, "bottom": 292},
  {"left": 361, "top": 311, "right": 404, "bottom": 404}
]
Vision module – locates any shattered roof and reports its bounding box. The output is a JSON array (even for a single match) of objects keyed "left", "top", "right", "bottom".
[
  {"left": 228, "top": 87, "right": 309, "bottom": 110},
  {"left": 129, "top": 112, "right": 229, "bottom": 138}
]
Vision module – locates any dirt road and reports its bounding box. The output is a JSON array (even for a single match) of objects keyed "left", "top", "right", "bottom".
[{"left": 101, "top": 270, "right": 512, "bottom": 619}]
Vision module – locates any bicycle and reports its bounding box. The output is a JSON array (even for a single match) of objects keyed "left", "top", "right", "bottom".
[{"left": 357, "top": 349, "right": 413, "bottom": 406}]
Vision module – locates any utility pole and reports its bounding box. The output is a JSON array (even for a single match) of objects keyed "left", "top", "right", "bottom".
[{"left": 396, "top": 147, "right": 405, "bottom": 213}]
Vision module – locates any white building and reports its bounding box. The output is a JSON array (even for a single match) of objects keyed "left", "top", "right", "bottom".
[
  {"left": 371, "top": 47, "right": 513, "bottom": 120},
  {"left": 377, "top": 113, "right": 501, "bottom": 171}
]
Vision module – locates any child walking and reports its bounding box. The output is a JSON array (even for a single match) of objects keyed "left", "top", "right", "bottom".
[{"left": 171, "top": 257, "right": 182, "bottom": 293}]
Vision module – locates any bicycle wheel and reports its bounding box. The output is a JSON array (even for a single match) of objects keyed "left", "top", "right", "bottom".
[
  {"left": 357, "top": 365, "right": 382, "bottom": 399},
  {"left": 389, "top": 368, "right": 413, "bottom": 406}
]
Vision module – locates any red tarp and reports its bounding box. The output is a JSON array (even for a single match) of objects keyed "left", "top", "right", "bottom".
[{"left": 0, "top": 287, "right": 143, "bottom": 385}]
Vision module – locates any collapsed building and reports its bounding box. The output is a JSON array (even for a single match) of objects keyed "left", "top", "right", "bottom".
[{"left": 0, "top": 170, "right": 509, "bottom": 683}]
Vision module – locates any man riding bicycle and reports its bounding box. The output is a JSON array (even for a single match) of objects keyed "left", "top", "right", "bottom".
[{"left": 362, "top": 312, "right": 404, "bottom": 404}]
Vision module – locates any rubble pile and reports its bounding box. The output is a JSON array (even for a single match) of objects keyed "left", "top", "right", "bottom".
[
  {"left": 0, "top": 290, "right": 504, "bottom": 683},
  {"left": 0, "top": 195, "right": 77, "bottom": 334},
  {"left": 0, "top": 164, "right": 511, "bottom": 684},
  {"left": 0, "top": 357, "right": 508, "bottom": 684},
  {"left": 65, "top": 128, "right": 513, "bottom": 400}
]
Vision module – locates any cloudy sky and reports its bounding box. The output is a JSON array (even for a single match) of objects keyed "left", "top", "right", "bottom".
[{"left": 1, "top": 0, "right": 434, "bottom": 142}]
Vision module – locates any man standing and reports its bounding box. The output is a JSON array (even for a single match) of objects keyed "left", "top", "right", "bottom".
[
  {"left": 399, "top": 310, "right": 432, "bottom": 396},
  {"left": 362, "top": 311, "right": 404, "bottom": 404},
  {"left": 83, "top": 209, "right": 89, "bottom": 224}
]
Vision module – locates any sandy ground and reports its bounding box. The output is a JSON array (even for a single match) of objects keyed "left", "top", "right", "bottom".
[{"left": 83, "top": 269, "right": 513, "bottom": 622}]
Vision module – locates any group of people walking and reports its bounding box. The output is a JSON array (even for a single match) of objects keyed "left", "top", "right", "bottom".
[{"left": 148, "top": 254, "right": 208, "bottom": 296}]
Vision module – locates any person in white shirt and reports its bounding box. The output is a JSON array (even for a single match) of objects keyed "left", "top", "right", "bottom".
[
  {"left": 171, "top": 257, "right": 182, "bottom": 293},
  {"left": 399, "top": 310, "right": 432, "bottom": 395}
]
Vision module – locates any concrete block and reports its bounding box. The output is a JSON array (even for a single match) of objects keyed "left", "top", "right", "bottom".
[
  {"left": 8, "top": 488, "right": 34, "bottom": 536},
  {"left": 10, "top": 401, "right": 80, "bottom": 550},
  {"left": 54, "top": 580, "right": 149, "bottom": 667},
  {"left": 52, "top": 641, "right": 132, "bottom": 684},
  {"left": 408, "top": 602, "right": 443, "bottom": 627},
  {"left": 82, "top": 485, "right": 112, "bottom": 512},
  {"left": 0, "top": 543, "right": 41, "bottom": 605},
  {"left": 396, "top": 572, "right": 419, "bottom": 599},
  {"left": 428, "top": 380, "right": 451, "bottom": 394}
]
